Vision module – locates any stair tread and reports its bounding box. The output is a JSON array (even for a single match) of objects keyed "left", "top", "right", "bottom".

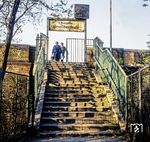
[
  {"left": 39, "top": 62, "right": 121, "bottom": 138},
  {"left": 43, "top": 106, "right": 111, "bottom": 109},
  {"left": 40, "top": 130, "right": 113, "bottom": 135},
  {"left": 42, "top": 111, "right": 113, "bottom": 114},
  {"left": 43, "top": 101, "right": 106, "bottom": 104},
  {"left": 40, "top": 123, "right": 118, "bottom": 127},
  {"left": 41, "top": 117, "right": 114, "bottom": 120}
]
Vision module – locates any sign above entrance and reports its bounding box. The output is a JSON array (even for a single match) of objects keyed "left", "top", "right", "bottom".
[
  {"left": 49, "top": 19, "right": 85, "bottom": 32},
  {"left": 74, "top": 4, "right": 89, "bottom": 19}
]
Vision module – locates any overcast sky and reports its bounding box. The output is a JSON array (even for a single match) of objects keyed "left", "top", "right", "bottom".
[{"left": 19, "top": 0, "right": 150, "bottom": 50}]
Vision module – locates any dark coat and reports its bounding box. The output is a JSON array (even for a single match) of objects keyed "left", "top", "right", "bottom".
[{"left": 52, "top": 44, "right": 62, "bottom": 61}]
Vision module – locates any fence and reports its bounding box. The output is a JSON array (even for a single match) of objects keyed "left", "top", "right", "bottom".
[
  {"left": 127, "top": 65, "right": 150, "bottom": 141},
  {"left": 0, "top": 72, "right": 30, "bottom": 141},
  {"left": 66, "top": 38, "right": 94, "bottom": 62}
]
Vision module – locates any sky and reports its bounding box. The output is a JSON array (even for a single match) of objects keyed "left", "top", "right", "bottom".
[{"left": 19, "top": 0, "right": 150, "bottom": 50}]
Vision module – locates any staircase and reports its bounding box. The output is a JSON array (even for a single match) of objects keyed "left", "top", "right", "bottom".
[{"left": 39, "top": 61, "right": 122, "bottom": 139}]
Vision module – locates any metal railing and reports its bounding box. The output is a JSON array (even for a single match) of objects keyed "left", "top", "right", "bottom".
[
  {"left": 94, "top": 37, "right": 127, "bottom": 120},
  {"left": 94, "top": 37, "right": 150, "bottom": 141},
  {"left": 0, "top": 71, "right": 31, "bottom": 141},
  {"left": 33, "top": 33, "right": 48, "bottom": 111},
  {"left": 0, "top": 33, "right": 47, "bottom": 141},
  {"left": 127, "top": 64, "right": 150, "bottom": 141}
]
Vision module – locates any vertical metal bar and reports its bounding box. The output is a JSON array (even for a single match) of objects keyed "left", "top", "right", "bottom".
[
  {"left": 27, "top": 77, "right": 30, "bottom": 133},
  {"left": 46, "top": 19, "right": 49, "bottom": 62},
  {"left": 66, "top": 39, "right": 68, "bottom": 62},
  {"left": 125, "top": 76, "right": 128, "bottom": 132},
  {"left": 74, "top": 39, "right": 76, "bottom": 62},
  {"left": 110, "top": 0, "right": 112, "bottom": 52},
  {"left": 84, "top": 20, "right": 87, "bottom": 62},
  {"left": 138, "top": 71, "right": 142, "bottom": 142},
  {"left": 130, "top": 76, "right": 134, "bottom": 122},
  {"left": 14, "top": 75, "right": 18, "bottom": 136},
  {"left": 138, "top": 71, "right": 142, "bottom": 123}
]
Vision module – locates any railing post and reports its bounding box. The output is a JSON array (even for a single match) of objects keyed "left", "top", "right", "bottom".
[
  {"left": 138, "top": 71, "right": 142, "bottom": 142},
  {"left": 138, "top": 71, "right": 142, "bottom": 123},
  {"left": 14, "top": 75, "right": 18, "bottom": 137}
]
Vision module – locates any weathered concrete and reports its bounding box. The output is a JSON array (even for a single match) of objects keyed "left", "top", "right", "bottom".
[{"left": 0, "top": 43, "right": 35, "bottom": 75}]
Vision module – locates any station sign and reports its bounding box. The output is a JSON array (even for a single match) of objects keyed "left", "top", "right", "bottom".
[{"left": 49, "top": 19, "right": 85, "bottom": 32}]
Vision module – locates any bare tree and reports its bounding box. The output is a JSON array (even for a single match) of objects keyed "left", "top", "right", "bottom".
[{"left": 0, "top": 0, "right": 73, "bottom": 80}]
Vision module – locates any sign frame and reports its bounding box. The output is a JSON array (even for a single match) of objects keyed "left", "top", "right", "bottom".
[{"left": 48, "top": 18, "right": 86, "bottom": 32}]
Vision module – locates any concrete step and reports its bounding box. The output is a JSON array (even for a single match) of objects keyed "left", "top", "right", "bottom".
[
  {"left": 45, "top": 86, "right": 105, "bottom": 90},
  {"left": 48, "top": 83, "right": 102, "bottom": 87},
  {"left": 48, "top": 82, "right": 100, "bottom": 86},
  {"left": 44, "top": 97, "right": 107, "bottom": 102},
  {"left": 43, "top": 94, "right": 106, "bottom": 98},
  {"left": 43, "top": 101, "right": 110, "bottom": 107},
  {"left": 41, "top": 111, "right": 114, "bottom": 118},
  {"left": 39, "top": 130, "right": 114, "bottom": 137},
  {"left": 45, "top": 89, "right": 104, "bottom": 94},
  {"left": 40, "top": 117, "right": 117, "bottom": 125},
  {"left": 40, "top": 123, "right": 119, "bottom": 131},
  {"left": 42, "top": 106, "right": 111, "bottom": 112}
]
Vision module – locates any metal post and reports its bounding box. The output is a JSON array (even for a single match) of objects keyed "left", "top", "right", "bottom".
[
  {"left": 138, "top": 71, "right": 142, "bottom": 142},
  {"left": 110, "top": 0, "right": 112, "bottom": 52},
  {"left": 46, "top": 18, "right": 49, "bottom": 62},
  {"left": 138, "top": 71, "right": 142, "bottom": 123},
  {"left": 14, "top": 75, "right": 18, "bottom": 136},
  {"left": 84, "top": 20, "right": 87, "bottom": 62}
]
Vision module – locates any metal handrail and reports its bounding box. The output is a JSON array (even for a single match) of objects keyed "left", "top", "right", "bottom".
[
  {"left": 95, "top": 41, "right": 127, "bottom": 76},
  {"left": 94, "top": 37, "right": 150, "bottom": 137},
  {"left": 33, "top": 33, "right": 48, "bottom": 103},
  {"left": 94, "top": 37, "right": 127, "bottom": 122},
  {"left": 128, "top": 64, "right": 150, "bottom": 77}
]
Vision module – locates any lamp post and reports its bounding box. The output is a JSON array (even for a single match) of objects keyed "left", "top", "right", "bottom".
[{"left": 110, "top": 0, "right": 112, "bottom": 52}]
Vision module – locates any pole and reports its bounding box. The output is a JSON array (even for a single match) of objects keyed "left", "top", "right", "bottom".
[
  {"left": 84, "top": 20, "right": 87, "bottom": 62},
  {"left": 138, "top": 71, "right": 142, "bottom": 142},
  {"left": 46, "top": 18, "right": 49, "bottom": 62},
  {"left": 110, "top": 0, "right": 112, "bottom": 52}
]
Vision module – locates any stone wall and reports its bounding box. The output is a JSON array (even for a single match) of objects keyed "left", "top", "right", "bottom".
[
  {"left": 0, "top": 44, "right": 35, "bottom": 75},
  {"left": 112, "top": 48, "right": 150, "bottom": 67},
  {"left": 86, "top": 47, "right": 150, "bottom": 69}
]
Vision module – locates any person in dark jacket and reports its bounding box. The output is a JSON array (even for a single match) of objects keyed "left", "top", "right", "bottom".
[
  {"left": 60, "top": 42, "right": 67, "bottom": 62},
  {"left": 52, "top": 41, "right": 62, "bottom": 61}
]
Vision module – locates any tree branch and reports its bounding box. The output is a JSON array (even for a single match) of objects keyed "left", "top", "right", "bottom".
[{"left": 15, "top": 4, "right": 36, "bottom": 24}]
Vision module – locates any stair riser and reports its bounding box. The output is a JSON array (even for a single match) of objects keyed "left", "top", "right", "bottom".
[
  {"left": 41, "top": 113, "right": 113, "bottom": 118},
  {"left": 44, "top": 98, "right": 104, "bottom": 102},
  {"left": 48, "top": 84, "right": 99, "bottom": 87},
  {"left": 40, "top": 126, "right": 119, "bottom": 131},
  {"left": 42, "top": 107, "right": 111, "bottom": 112},
  {"left": 39, "top": 133, "right": 114, "bottom": 137},
  {"left": 44, "top": 94, "right": 96, "bottom": 98},
  {"left": 40, "top": 119, "right": 116, "bottom": 125},
  {"left": 43, "top": 102, "right": 109, "bottom": 107}
]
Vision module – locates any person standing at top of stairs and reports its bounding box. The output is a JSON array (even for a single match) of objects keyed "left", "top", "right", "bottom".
[
  {"left": 60, "top": 42, "right": 68, "bottom": 62},
  {"left": 52, "top": 41, "right": 62, "bottom": 61}
]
